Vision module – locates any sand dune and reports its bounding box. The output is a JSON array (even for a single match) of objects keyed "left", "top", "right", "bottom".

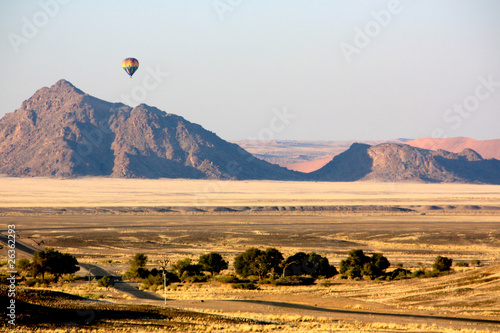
[{"left": 407, "top": 137, "right": 500, "bottom": 160}]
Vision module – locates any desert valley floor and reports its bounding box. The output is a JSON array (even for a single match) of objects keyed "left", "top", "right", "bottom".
[{"left": 1, "top": 178, "right": 499, "bottom": 332}]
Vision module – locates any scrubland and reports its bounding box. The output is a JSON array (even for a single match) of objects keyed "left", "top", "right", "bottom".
[{"left": 1, "top": 178, "right": 499, "bottom": 332}]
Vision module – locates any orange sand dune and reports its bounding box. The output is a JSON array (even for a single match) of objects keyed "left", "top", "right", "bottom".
[{"left": 407, "top": 137, "right": 500, "bottom": 160}]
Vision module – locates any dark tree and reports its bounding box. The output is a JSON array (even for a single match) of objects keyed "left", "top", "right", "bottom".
[
  {"left": 199, "top": 252, "right": 228, "bottom": 276},
  {"left": 433, "top": 256, "right": 453, "bottom": 272},
  {"left": 32, "top": 248, "right": 79, "bottom": 282},
  {"left": 340, "top": 249, "right": 390, "bottom": 279},
  {"left": 131, "top": 253, "right": 148, "bottom": 268},
  {"left": 234, "top": 248, "right": 284, "bottom": 280},
  {"left": 283, "top": 252, "right": 337, "bottom": 278}
]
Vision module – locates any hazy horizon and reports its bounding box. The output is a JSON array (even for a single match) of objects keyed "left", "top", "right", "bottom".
[{"left": 1, "top": 1, "right": 499, "bottom": 142}]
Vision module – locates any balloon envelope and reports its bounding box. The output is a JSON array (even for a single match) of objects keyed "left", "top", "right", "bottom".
[{"left": 122, "top": 58, "right": 139, "bottom": 78}]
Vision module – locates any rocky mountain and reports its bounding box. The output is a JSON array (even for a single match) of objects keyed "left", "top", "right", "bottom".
[
  {"left": 407, "top": 137, "right": 500, "bottom": 160},
  {"left": 311, "top": 143, "right": 500, "bottom": 184},
  {"left": 1, "top": 80, "right": 498, "bottom": 184},
  {"left": 234, "top": 139, "right": 411, "bottom": 172},
  {"left": 0, "top": 80, "right": 302, "bottom": 180}
]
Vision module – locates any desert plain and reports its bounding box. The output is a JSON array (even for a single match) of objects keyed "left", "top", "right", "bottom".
[{"left": 1, "top": 177, "right": 500, "bottom": 332}]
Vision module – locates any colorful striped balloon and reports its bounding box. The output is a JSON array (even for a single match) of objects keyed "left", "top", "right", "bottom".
[{"left": 122, "top": 58, "right": 139, "bottom": 78}]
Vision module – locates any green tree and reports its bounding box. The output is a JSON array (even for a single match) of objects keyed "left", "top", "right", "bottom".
[
  {"left": 339, "top": 249, "right": 390, "bottom": 280},
  {"left": 124, "top": 253, "right": 149, "bottom": 280},
  {"left": 433, "top": 256, "right": 453, "bottom": 272},
  {"left": 234, "top": 248, "right": 284, "bottom": 280},
  {"left": 131, "top": 253, "right": 148, "bottom": 268},
  {"left": 32, "top": 248, "right": 79, "bottom": 282},
  {"left": 199, "top": 252, "right": 228, "bottom": 276},
  {"left": 283, "top": 252, "right": 338, "bottom": 278}
]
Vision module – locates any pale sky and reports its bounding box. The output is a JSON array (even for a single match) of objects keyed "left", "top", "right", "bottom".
[{"left": 1, "top": 1, "right": 499, "bottom": 141}]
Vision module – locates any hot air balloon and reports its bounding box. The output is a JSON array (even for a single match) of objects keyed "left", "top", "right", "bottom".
[{"left": 122, "top": 58, "right": 139, "bottom": 78}]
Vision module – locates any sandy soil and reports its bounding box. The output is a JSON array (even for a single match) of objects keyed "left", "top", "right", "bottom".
[{"left": 1, "top": 177, "right": 500, "bottom": 208}]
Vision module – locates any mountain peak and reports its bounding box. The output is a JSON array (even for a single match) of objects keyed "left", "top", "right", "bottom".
[
  {"left": 50, "top": 79, "right": 84, "bottom": 95},
  {"left": 0, "top": 80, "right": 300, "bottom": 180}
]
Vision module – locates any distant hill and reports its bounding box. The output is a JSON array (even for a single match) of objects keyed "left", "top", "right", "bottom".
[
  {"left": 311, "top": 143, "right": 500, "bottom": 184},
  {"left": 234, "top": 139, "right": 410, "bottom": 172},
  {"left": 0, "top": 80, "right": 301, "bottom": 180},
  {"left": 1, "top": 80, "right": 499, "bottom": 184},
  {"left": 407, "top": 137, "right": 500, "bottom": 160}
]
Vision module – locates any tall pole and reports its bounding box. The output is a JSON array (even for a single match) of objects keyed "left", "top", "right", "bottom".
[
  {"left": 163, "top": 271, "right": 167, "bottom": 306},
  {"left": 159, "top": 257, "right": 169, "bottom": 306}
]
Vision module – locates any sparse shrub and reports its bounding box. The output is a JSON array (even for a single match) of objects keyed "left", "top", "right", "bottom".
[
  {"left": 62, "top": 274, "right": 83, "bottom": 282},
  {"left": 232, "top": 282, "right": 259, "bottom": 290},
  {"left": 432, "top": 256, "right": 453, "bottom": 272},
  {"left": 471, "top": 259, "right": 481, "bottom": 266},
  {"left": 97, "top": 276, "right": 114, "bottom": 288},
  {"left": 216, "top": 275, "right": 242, "bottom": 284},
  {"left": 269, "top": 276, "right": 316, "bottom": 286},
  {"left": 81, "top": 293, "right": 106, "bottom": 299},
  {"left": 0, "top": 260, "right": 8, "bottom": 267},
  {"left": 181, "top": 272, "right": 209, "bottom": 283},
  {"left": 455, "top": 261, "right": 469, "bottom": 267},
  {"left": 388, "top": 268, "right": 411, "bottom": 280},
  {"left": 411, "top": 269, "right": 426, "bottom": 278},
  {"left": 25, "top": 278, "right": 44, "bottom": 287},
  {"left": 16, "top": 258, "right": 31, "bottom": 273},
  {"left": 424, "top": 270, "right": 441, "bottom": 278}
]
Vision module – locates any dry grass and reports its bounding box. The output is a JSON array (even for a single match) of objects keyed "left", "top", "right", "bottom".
[{"left": 1, "top": 177, "right": 500, "bottom": 332}]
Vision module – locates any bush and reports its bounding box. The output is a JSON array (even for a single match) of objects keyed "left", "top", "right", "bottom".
[
  {"left": 97, "top": 276, "right": 114, "bottom": 288},
  {"left": 411, "top": 269, "right": 426, "bottom": 278},
  {"left": 62, "top": 274, "right": 84, "bottom": 282},
  {"left": 124, "top": 267, "right": 150, "bottom": 280},
  {"left": 455, "top": 261, "right": 469, "bottom": 267},
  {"left": 232, "top": 282, "right": 259, "bottom": 290},
  {"left": 471, "top": 259, "right": 481, "bottom": 266},
  {"left": 181, "top": 273, "right": 209, "bottom": 283},
  {"left": 433, "top": 256, "right": 453, "bottom": 272},
  {"left": 25, "top": 278, "right": 45, "bottom": 287},
  {"left": 216, "top": 275, "right": 242, "bottom": 284},
  {"left": 269, "top": 276, "right": 316, "bottom": 286},
  {"left": 388, "top": 268, "right": 411, "bottom": 280}
]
